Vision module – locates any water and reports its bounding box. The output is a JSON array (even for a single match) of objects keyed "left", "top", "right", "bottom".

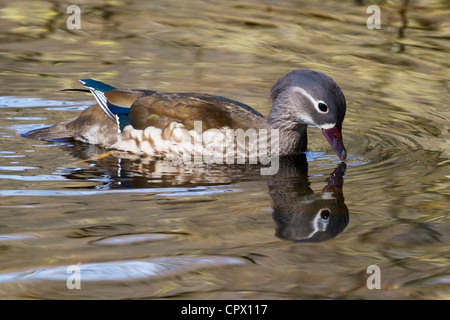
[{"left": 0, "top": 0, "right": 449, "bottom": 299}]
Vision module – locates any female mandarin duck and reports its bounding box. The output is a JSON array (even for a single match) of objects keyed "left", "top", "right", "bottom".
[{"left": 26, "top": 69, "right": 347, "bottom": 161}]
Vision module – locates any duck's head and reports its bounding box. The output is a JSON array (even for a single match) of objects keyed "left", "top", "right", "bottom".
[{"left": 268, "top": 69, "right": 347, "bottom": 160}]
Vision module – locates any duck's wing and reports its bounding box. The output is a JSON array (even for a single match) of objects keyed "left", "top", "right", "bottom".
[
  {"left": 78, "top": 79, "right": 156, "bottom": 131},
  {"left": 127, "top": 92, "right": 266, "bottom": 132},
  {"left": 81, "top": 79, "right": 266, "bottom": 132}
]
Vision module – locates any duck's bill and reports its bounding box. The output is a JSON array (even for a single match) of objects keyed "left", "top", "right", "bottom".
[{"left": 322, "top": 126, "right": 347, "bottom": 161}]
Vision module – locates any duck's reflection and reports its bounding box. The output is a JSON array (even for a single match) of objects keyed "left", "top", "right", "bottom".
[
  {"left": 269, "top": 155, "right": 348, "bottom": 242},
  {"left": 57, "top": 141, "right": 348, "bottom": 242},
  {"left": 58, "top": 140, "right": 262, "bottom": 187}
]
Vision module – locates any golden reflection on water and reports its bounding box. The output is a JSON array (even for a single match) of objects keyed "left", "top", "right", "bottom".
[{"left": 0, "top": 0, "right": 449, "bottom": 299}]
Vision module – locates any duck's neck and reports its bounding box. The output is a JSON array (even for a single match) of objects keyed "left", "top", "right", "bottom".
[
  {"left": 266, "top": 94, "right": 309, "bottom": 156},
  {"left": 268, "top": 116, "right": 308, "bottom": 157}
]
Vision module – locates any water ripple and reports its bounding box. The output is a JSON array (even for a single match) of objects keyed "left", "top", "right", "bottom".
[
  {"left": 0, "top": 233, "right": 41, "bottom": 242},
  {"left": 0, "top": 174, "right": 67, "bottom": 181},
  {"left": 0, "top": 256, "right": 247, "bottom": 283},
  {"left": 0, "top": 185, "right": 239, "bottom": 197},
  {"left": 0, "top": 96, "right": 89, "bottom": 109},
  {"left": 91, "top": 233, "right": 177, "bottom": 246},
  {"left": 0, "top": 166, "right": 39, "bottom": 171}
]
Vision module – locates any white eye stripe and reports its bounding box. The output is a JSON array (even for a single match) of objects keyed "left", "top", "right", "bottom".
[
  {"left": 292, "top": 86, "right": 329, "bottom": 114},
  {"left": 292, "top": 86, "right": 316, "bottom": 105}
]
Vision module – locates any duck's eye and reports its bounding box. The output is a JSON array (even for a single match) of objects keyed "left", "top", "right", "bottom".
[
  {"left": 320, "top": 209, "right": 331, "bottom": 219},
  {"left": 318, "top": 102, "right": 328, "bottom": 113}
]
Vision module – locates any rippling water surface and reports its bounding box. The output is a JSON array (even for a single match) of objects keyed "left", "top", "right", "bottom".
[{"left": 0, "top": 0, "right": 449, "bottom": 299}]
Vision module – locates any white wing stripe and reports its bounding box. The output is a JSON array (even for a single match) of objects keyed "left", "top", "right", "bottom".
[{"left": 87, "top": 88, "right": 116, "bottom": 123}]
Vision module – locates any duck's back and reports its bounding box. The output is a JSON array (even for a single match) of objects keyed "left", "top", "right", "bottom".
[{"left": 127, "top": 91, "right": 267, "bottom": 132}]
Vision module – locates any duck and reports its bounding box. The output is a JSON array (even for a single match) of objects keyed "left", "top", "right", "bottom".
[{"left": 25, "top": 69, "right": 347, "bottom": 163}]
